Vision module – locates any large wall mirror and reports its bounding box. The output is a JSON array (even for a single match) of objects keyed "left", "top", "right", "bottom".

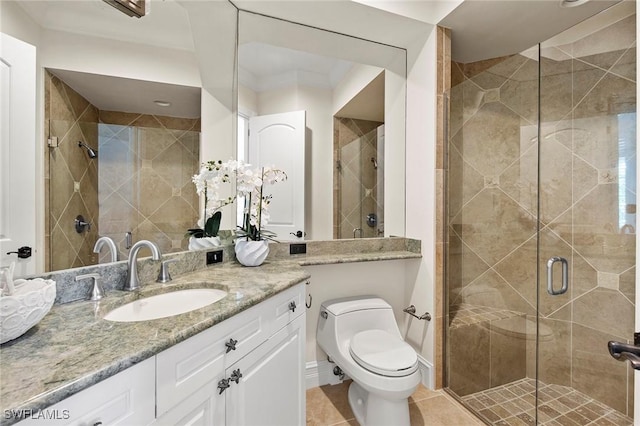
[
  {"left": 4, "top": 0, "right": 406, "bottom": 276},
  {"left": 237, "top": 10, "right": 407, "bottom": 241}
]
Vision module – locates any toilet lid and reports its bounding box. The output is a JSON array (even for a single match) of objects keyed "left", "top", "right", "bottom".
[{"left": 349, "top": 330, "right": 418, "bottom": 377}]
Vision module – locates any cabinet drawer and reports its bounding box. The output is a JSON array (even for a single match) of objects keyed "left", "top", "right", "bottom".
[
  {"left": 268, "top": 283, "right": 305, "bottom": 334},
  {"left": 15, "top": 358, "right": 155, "bottom": 426},
  {"left": 156, "top": 302, "right": 268, "bottom": 416}
]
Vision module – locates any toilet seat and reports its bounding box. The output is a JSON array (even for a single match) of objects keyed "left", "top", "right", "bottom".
[{"left": 349, "top": 330, "right": 418, "bottom": 377}]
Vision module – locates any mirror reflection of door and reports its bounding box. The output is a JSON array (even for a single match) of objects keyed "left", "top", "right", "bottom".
[
  {"left": 0, "top": 34, "right": 37, "bottom": 276},
  {"left": 245, "top": 111, "right": 306, "bottom": 241}
]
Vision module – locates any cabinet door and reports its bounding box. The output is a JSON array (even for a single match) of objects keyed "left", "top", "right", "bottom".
[
  {"left": 152, "top": 381, "right": 224, "bottom": 426},
  {"left": 15, "top": 358, "right": 155, "bottom": 426},
  {"left": 225, "top": 314, "right": 305, "bottom": 426}
]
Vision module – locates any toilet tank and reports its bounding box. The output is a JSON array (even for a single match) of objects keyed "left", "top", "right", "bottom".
[{"left": 317, "top": 296, "right": 402, "bottom": 354}]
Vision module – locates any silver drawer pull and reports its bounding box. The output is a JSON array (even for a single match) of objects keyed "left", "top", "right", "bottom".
[
  {"left": 217, "top": 378, "right": 231, "bottom": 394},
  {"left": 225, "top": 338, "right": 238, "bottom": 353},
  {"left": 547, "top": 256, "right": 569, "bottom": 296}
]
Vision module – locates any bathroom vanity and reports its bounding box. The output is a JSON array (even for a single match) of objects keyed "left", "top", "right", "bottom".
[
  {"left": 0, "top": 238, "right": 421, "bottom": 426},
  {"left": 0, "top": 262, "right": 309, "bottom": 426}
]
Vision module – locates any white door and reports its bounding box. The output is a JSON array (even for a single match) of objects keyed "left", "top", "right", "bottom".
[
  {"left": 225, "top": 315, "right": 305, "bottom": 426},
  {"left": 249, "top": 111, "right": 305, "bottom": 241},
  {"left": 0, "top": 34, "right": 36, "bottom": 276}
]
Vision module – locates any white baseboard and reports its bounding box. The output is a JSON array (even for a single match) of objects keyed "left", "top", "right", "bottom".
[
  {"left": 416, "top": 354, "right": 434, "bottom": 389},
  {"left": 306, "top": 356, "right": 434, "bottom": 390},
  {"left": 305, "top": 360, "right": 345, "bottom": 389}
]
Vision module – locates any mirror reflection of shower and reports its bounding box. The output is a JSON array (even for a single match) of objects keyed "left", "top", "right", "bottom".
[
  {"left": 78, "top": 141, "right": 98, "bottom": 158},
  {"left": 335, "top": 122, "right": 385, "bottom": 239},
  {"left": 333, "top": 70, "right": 385, "bottom": 239}
]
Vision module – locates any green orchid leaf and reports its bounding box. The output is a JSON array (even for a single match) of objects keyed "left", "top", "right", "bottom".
[{"left": 204, "top": 211, "right": 222, "bottom": 237}]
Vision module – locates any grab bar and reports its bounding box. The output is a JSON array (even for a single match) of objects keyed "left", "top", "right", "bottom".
[{"left": 547, "top": 256, "right": 568, "bottom": 296}]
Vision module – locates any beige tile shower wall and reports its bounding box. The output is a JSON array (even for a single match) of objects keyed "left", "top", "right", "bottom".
[
  {"left": 45, "top": 71, "right": 100, "bottom": 271},
  {"left": 98, "top": 112, "right": 200, "bottom": 260},
  {"left": 333, "top": 117, "right": 383, "bottom": 239},
  {"left": 446, "top": 14, "right": 636, "bottom": 415}
]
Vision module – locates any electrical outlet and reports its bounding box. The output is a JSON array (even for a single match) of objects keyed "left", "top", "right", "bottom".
[
  {"left": 289, "top": 243, "right": 307, "bottom": 255},
  {"left": 206, "top": 250, "right": 223, "bottom": 265}
]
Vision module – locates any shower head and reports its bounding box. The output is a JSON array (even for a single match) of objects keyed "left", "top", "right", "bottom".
[{"left": 78, "top": 141, "right": 97, "bottom": 159}]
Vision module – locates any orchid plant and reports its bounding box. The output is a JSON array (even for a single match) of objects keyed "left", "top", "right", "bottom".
[
  {"left": 236, "top": 164, "right": 287, "bottom": 241},
  {"left": 189, "top": 160, "right": 238, "bottom": 238},
  {"left": 190, "top": 159, "right": 287, "bottom": 242}
]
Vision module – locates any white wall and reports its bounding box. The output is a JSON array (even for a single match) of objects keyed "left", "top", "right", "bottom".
[
  {"left": 404, "top": 29, "right": 438, "bottom": 366},
  {"left": 305, "top": 260, "right": 411, "bottom": 357}
]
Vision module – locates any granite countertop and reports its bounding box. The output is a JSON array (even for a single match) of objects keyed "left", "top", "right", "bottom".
[
  {"left": 295, "top": 250, "right": 421, "bottom": 265},
  {"left": 0, "top": 261, "right": 310, "bottom": 425},
  {"left": 0, "top": 240, "right": 422, "bottom": 425}
]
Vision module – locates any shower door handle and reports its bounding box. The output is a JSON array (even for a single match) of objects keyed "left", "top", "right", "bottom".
[{"left": 547, "top": 256, "right": 568, "bottom": 295}]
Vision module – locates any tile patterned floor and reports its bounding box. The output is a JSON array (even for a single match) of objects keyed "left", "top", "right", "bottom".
[
  {"left": 461, "top": 378, "right": 633, "bottom": 426},
  {"left": 306, "top": 381, "right": 485, "bottom": 426}
]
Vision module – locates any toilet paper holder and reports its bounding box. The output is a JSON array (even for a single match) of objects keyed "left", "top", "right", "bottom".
[{"left": 403, "top": 305, "right": 431, "bottom": 321}]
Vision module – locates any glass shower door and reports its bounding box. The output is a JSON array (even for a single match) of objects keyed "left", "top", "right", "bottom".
[
  {"left": 537, "top": 13, "right": 636, "bottom": 424},
  {"left": 444, "top": 7, "right": 636, "bottom": 425}
]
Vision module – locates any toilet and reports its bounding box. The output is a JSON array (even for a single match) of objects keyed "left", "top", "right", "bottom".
[{"left": 316, "top": 296, "right": 421, "bottom": 426}]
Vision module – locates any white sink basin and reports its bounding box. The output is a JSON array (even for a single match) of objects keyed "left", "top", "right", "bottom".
[{"left": 104, "top": 288, "right": 227, "bottom": 322}]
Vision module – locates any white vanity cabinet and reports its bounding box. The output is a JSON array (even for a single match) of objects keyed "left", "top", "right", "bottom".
[
  {"left": 14, "top": 357, "right": 156, "bottom": 426},
  {"left": 153, "top": 282, "right": 306, "bottom": 426},
  {"left": 13, "top": 283, "right": 305, "bottom": 426},
  {"left": 225, "top": 314, "right": 305, "bottom": 426}
]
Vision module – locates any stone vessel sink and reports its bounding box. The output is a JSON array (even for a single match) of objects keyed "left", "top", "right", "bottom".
[{"left": 104, "top": 288, "right": 228, "bottom": 322}]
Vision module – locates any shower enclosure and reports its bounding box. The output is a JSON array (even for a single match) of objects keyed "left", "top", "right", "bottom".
[
  {"left": 334, "top": 117, "right": 385, "bottom": 239},
  {"left": 445, "top": 8, "right": 635, "bottom": 425}
]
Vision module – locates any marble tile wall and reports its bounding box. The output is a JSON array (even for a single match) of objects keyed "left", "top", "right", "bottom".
[
  {"left": 45, "top": 71, "right": 100, "bottom": 271},
  {"left": 445, "top": 14, "right": 636, "bottom": 416},
  {"left": 98, "top": 112, "right": 201, "bottom": 260},
  {"left": 333, "top": 117, "right": 384, "bottom": 239},
  {"left": 45, "top": 71, "right": 201, "bottom": 270}
]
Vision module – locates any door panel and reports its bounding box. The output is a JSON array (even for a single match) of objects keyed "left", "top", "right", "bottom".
[
  {"left": 538, "top": 20, "right": 636, "bottom": 421},
  {"left": 249, "top": 111, "right": 305, "bottom": 240},
  {"left": 0, "top": 34, "right": 36, "bottom": 276}
]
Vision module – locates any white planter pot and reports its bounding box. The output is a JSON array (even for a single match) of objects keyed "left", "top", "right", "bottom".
[
  {"left": 188, "top": 236, "right": 221, "bottom": 251},
  {"left": 234, "top": 240, "right": 269, "bottom": 267}
]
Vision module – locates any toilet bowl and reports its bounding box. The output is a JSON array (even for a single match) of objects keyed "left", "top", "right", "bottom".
[{"left": 317, "top": 296, "right": 421, "bottom": 426}]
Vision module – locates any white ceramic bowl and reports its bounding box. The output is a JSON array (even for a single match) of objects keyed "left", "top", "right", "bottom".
[{"left": 0, "top": 278, "right": 56, "bottom": 344}]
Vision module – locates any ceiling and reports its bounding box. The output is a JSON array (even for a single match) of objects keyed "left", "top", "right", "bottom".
[
  {"left": 238, "top": 42, "right": 354, "bottom": 93},
  {"left": 14, "top": 0, "right": 631, "bottom": 117},
  {"left": 440, "top": 0, "right": 623, "bottom": 63}
]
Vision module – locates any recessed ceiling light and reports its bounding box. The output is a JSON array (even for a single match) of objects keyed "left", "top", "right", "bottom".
[
  {"left": 560, "top": 0, "right": 591, "bottom": 7},
  {"left": 154, "top": 100, "right": 171, "bottom": 107}
]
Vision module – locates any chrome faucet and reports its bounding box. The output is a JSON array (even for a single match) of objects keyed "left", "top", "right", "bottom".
[
  {"left": 125, "top": 240, "right": 161, "bottom": 291},
  {"left": 93, "top": 236, "right": 118, "bottom": 263}
]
